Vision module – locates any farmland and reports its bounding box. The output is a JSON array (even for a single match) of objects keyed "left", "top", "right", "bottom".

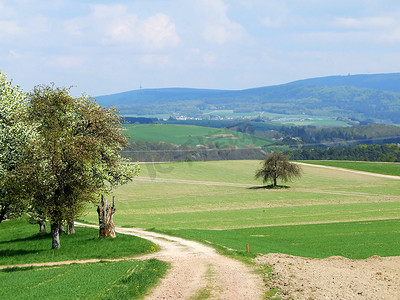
[
  {"left": 0, "top": 219, "right": 167, "bottom": 299},
  {"left": 123, "top": 124, "right": 272, "bottom": 148},
  {"left": 1, "top": 259, "right": 167, "bottom": 300},
  {"left": 80, "top": 160, "right": 400, "bottom": 259},
  {"left": 2, "top": 160, "right": 399, "bottom": 299},
  {"left": 302, "top": 160, "right": 400, "bottom": 176}
]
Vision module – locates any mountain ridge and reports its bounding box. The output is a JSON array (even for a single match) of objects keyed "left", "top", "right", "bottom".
[{"left": 95, "top": 73, "right": 400, "bottom": 124}]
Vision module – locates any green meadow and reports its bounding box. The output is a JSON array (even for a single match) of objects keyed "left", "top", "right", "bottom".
[
  {"left": 160, "top": 219, "right": 400, "bottom": 259},
  {"left": 0, "top": 218, "right": 158, "bottom": 266},
  {"left": 80, "top": 160, "right": 400, "bottom": 259},
  {"left": 0, "top": 219, "right": 168, "bottom": 300},
  {"left": 1, "top": 259, "right": 167, "bottom": 300},
  {"left": 1, "top": 160, "right": 399, "bottom": 299},
  {"left": 303, "top": 160, "right": 400, "bottom": 176},
  {"left": 123, "top": 124, "right": 272, "bottom": 147}
]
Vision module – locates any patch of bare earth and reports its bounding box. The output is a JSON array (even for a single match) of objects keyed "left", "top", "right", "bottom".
[{"left": 255, "top": 253, "right": 400, "bottom": 300}]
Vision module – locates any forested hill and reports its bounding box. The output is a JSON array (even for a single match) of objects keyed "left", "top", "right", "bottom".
[
  {"left": 96, "top": 73, "right": 400, "bottom": 124},
  {"left": 288, "top": 73, "right": 400, "bottom": 92}
]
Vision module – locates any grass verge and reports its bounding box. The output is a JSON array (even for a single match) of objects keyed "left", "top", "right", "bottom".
[
  {"left": 155, "top": 219, "right": 400, "bottom": 260},
  {"left": 0, "top": 259, "right": 168, "bottom": 300},
  {"left": 301, "top": 160, "right": 400, "bottom": 176},
  {"left": 0, "top": 218, "right": 158, "bottom": 265}
]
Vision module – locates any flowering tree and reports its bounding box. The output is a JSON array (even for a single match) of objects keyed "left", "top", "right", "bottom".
[
  {"left": 27, "top": 84, "right": 139, "bottom": 248},
  {"left": 0, "top": 72, "right": 35, "bottom": 222}
]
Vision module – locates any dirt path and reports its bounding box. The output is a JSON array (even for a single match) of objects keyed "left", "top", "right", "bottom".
[
  {"left": 116, "top": 227, "right": 264, "bottom": 299},
  {"left": 4, "top": 165, "right": 399, "bottom": 298},
  {"left": 1, "top": 224, "right": 264, "bottom": 299},
  {"left": 76, "top": 223, "right": 264, "bottom": 300},
  {"left": 135, "top": 176, "right": 256, "bottom": 188},
  {"left": 296, "top": 162, "right": 400, "bottom": 180}
]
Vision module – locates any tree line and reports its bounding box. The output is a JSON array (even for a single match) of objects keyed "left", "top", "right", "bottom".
[
  {"left": 0, "top": 72, "right": 138, "bottom": 249},
  {"left": 100, "top": 84, "right": 400, "bottom": 124},
  {"left": 288, "top": 143, "right": 400, "bottom": 162},
  {"left": 277, "top": 124, "right": 400, "bottom": 146},
  {"left": 123, "top": 140, "right": 266, "bottom": 162}
]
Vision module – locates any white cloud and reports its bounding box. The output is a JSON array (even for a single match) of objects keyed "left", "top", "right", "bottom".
[
  {"left": 0, "top": 20, "right": 23, "bottom": 37},
  {"left": 332, "top": 16, "right": 398, "bottom": 29},
  {"left": 197, "top": 0, "right": 246, "bottom": 44},
  {"left": 30, "top": 15, "right": 51, "bottom": 34},
  {"left": 237, "top": 0, "right": 294, "bottom": 29},
  {"left": 381, "top": 28, "right": 400, "bottom": 42},
  {"left": 65, "top": 4, "right": 179, "bottom": 49},
  {"left": 202, "top": 51, "right": 217, "bottom": 65},
  {"left": 141, "top": 13, "right": 180, "bottom": 49},
  {"left": 7, "top": 50, "right": 21, "bottom": 59},
  {"left": 139, "top": 54, "right": 172, "bottom": 66},
  {"left": 48, "top": 55, "right": 86, "bottom": 69},
  {"left": 289, "top": 12, "right": 400, "bottom": 46}
]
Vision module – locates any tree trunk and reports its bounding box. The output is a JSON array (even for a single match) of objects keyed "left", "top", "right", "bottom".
[
  {"left": 39, "top": 220, "right": 46, "bottom": 233},
  {"left": 273, "top": 177, "right": 277, "bottom": 187},
  {"left": 51, "top": 223, "right": 61, "bottom": 249},
  {"left": 59, "top": 223, "right": 65, "bottom": 235},
  {"left": 97, "top": 195, "right": 116, "bottom": 238},
  {"left": 0, "top": 203, "right": 9, "bottom": 223},
  {"left": 67, "top": 220, "right": 75, "bottom": 234}
]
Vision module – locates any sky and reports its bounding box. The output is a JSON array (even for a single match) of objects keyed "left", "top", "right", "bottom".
[{"left": 1, "top": 0, "right": 400, "bottom": 97}]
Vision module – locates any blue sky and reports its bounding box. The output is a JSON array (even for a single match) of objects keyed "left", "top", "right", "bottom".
[{"left": 1, "top": 0, "right": 400, "bottom": 96}]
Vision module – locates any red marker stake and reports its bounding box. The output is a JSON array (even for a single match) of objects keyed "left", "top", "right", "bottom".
[{"left": 246, "top": 243, "right": 249, "bottom": 253}]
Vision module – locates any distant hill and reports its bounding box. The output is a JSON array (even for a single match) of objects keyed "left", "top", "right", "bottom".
[
  {"left": 288, "top": 73, "right": 400, "bottom": 92},
  {"left": 96, "top": 73, "right": 400, "bottom": 124}
]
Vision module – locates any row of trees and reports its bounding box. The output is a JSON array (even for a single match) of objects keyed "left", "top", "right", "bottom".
[
  {"left": 0, "top": 72, "right": 139, "bottom": 248},
  {"left": 278, "top": 124, "right": 400, "bottom": 146},
  {"left": 123, "top": 140, "right": 266, "bottom": 162},
  {"left": 288, "top": 143, "right": 400, "bottom": 162}
]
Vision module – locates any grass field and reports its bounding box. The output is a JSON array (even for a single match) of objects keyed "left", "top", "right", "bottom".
[
  {"left": 123, "top": 111, "right": 349, "bottom": 127},
  {"left": 123, "top": 124, "right": 272, "bottom": 147},
  {"left": 0, "top": 218, "right": 157, "bottom": 265},
  {"left": 80, "top": 160, "right": 400, "bottom": 259},
  {"left": 1, "top": 160, "right": 399, "bottom": 298},
  {"left": 1, "top": 259, "right": 167, "bottom": 300},
  {"left": 302, "top": 160, "right": 400, "bottom": 176},
  {"left": 0, "top": 219, "right": 168, "bottom": 299},
  {"left": 159, "top": 219, "right": 400, "bottom": 259}
]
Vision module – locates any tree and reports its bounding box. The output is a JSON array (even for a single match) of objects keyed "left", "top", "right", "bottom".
[
  {"left": 255, "top": 152, "right": 302, "bottom": 187},
  {"left": 0, "top": 71, "right": 34, "bottom": 223},
  {"left": 27, "top": 84, "right": 139, "bottom": 248}
]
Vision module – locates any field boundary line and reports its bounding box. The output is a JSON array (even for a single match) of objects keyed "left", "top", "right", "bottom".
[
  {"left": 135, "top": 176, "right": 256, "bottom": 187},
  {"left": 205, "top": 217, "right": 400, "bottom": 230},
  {"left": 0, "top": 256, "right": 154, "bottom": 270},
  {"left": 296, "top": 162, "right": 400, "bottom": 180}
]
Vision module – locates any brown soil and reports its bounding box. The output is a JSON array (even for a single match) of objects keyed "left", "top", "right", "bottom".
[{"left": 255, "top": 253, "right": 400, "bottom": 300}]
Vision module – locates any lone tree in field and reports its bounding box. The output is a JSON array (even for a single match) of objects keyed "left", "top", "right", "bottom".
[
  {"left": 27, "top": 84, "right": 139, "bottom": 249},
  {"left": 255, "top": 152, "right": 302, "bottom": 187}
]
